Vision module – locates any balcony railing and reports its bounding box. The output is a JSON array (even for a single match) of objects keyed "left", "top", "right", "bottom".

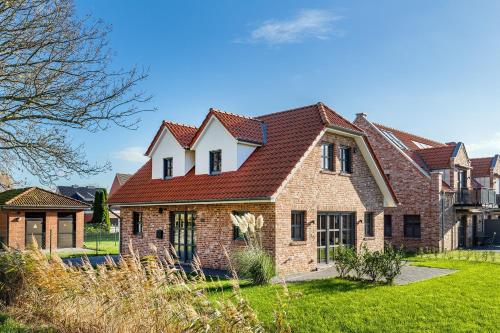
[{"left": 455, "top": 188, "right": 498, "bottom": 206}]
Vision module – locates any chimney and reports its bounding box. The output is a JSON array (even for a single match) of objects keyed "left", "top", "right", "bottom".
[{"left": 356, "top": 113, "right": 367, "bottom": 119}]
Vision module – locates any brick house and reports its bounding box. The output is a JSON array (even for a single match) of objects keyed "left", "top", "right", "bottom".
[
  {"left": 108, "top": 103, "right": 398, "bottom": 275},
  {"left": 0, "top": 187, "right": 88, "bottom": 251},
  {"left": 354, "top": 114, "right": 498, "bottom": 251},
  {"left": 471, "top": 155, "right": 500, "bottom": 220}
]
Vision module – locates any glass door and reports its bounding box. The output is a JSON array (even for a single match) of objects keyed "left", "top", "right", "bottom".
[
  {"left": 171, "top": 211, "right": 196, "bottom": 262},
  {"left": 26, "top": 215, "right": 45, "bottom": 249},
  {"left": 317, "top": 212, "right": 355, "bottom": 264}
]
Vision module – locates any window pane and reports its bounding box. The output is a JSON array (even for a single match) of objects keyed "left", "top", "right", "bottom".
[{"left": 291, "top": 211, "right": 305, "bottom": 241}]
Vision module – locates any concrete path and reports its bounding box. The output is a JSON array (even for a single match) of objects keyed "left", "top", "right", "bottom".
[
  {"left": 274, "top": 263, "right": 456, "bottom": 285},
  {"left": 473, "top": 245, "right": 500, "bottom": 252}
]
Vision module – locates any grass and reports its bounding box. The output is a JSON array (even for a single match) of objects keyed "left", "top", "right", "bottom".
[
  {"left": 210, "top": 257, "right": 500, "bottom": 332},
  {"left": 0, "top": 313, "right": 53, "bottom": 332},
  {"left": 83, "top": 239, "right": 119, "bottom": 255}
]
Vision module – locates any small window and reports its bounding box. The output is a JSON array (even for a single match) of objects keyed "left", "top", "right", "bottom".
[
  {"left": 232, "top": 211, "right": 247, "bottom": 240},
  {"left": 291, "top": 211, "right": 305, "bottom": 241},
  {"left": 364, "top": 212, "right": 374, "bottom": 237},
  {"left": 132, "top": 212, "right": 143, "bottom": 235},
  {"left": 321, "top": 143, "right": 334, "bottom": 171},
  {"left": 339, "top": 146, "right": 352, "bottom": 173},
  {"left": 404, "top": 215, "right": 421, "bottom": 238},
  {"left": 209, "top": 150, "right": 222, "bottom": 175},
  {"left": 163, "top": 158, "right": 173, "bottom": 179},
  {"left": 384, "top": 215, "right": 392, "bottom": 237}
]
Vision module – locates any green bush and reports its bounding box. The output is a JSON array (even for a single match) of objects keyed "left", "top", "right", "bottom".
[
  {"left": 363, "top": 248, "right": 384, "bottom": 282},
  {"left": 233, "top": 248, "right": 275, "bottom": 285},
  {"left": 379, "top": 244, "right": 405, "bottom": 284},
  {"left": 333, "top": 246, "right": 357, "bottom": 278}
]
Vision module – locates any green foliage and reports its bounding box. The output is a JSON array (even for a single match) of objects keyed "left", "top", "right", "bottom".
[
  {"left": 332, "top": 246, "right": 357, "bottom": 278},
  {"left": 91, "top": 189, "right": 110, "bottom": 232},
  {"left": 379, "top": 244, "right": 405, "bottom": 284},
  {"left": 233, "top": 248, "right": 275, "bottom": 285},
  {"left": 362, "top": 247, "right": 384, "bottom": 282}
]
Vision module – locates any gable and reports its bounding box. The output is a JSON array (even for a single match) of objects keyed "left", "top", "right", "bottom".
[{"left": 452, "top": 143, "right": 471, "bottom": 168}]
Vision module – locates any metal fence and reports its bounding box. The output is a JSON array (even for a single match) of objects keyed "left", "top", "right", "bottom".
[{"left": 84, "top": 224, "right": 119, "bottom": 255}]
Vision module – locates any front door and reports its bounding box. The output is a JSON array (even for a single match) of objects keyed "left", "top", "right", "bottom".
[
  {"left": 58, "top": 213, "right": 76, "bottom": 248},
  {"left": 171, "top": 211, "right": 196, "bottom": 262},
  {"left": 25, "top": 214, "right": 45, "bottom": 249},
  {"left": 317, "top": 212, "right": 355, "bottom": 264}
]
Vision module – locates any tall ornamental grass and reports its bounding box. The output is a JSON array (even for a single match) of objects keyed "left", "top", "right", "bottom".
[{"left": 0, "top": 243, "right": 266, "bottom": 333}]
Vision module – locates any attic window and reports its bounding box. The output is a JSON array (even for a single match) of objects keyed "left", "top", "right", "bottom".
[
  {"left": 163, "top": 158, "right": 173, "bottom": 179},
  {"left": 210, "top": 150, "right": 221, "bottom": 175},
  {"left": 381, "top": 130, "right": 408, "bottom": 150},
  {"left": 412, "top": 141, "right": 431, "bottom": 149}
]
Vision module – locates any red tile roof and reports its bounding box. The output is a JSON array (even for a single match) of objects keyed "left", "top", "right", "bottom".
[
  {"left": 0, "top": 187, "right": 89, "bottom": 208},
  {"left": 471, "top": 157, "right": 493, "bottom": 177},
  {"left": 145, "top": 121, "right": 198, "bottom": 155},
  {"left": 374, "top": 123, "right": 444, "bottom": 151},
  {"left": 191, "top": 108, "right": 265, "bottom": 146},
  {"left": 412, "top": 145, "right": 456, "bottom": 170},
  {"left": 109, "top": 103, "right": 394, "bottom": 204}
]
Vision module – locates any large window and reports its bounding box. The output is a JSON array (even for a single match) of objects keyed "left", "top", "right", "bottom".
[
  {"left": 209, "top": 150, "right": 222, "bottom": 174},
  {"left": 384, "top": 215, "right": 392, "bottom": 237},
  {"left": 457, "top": 169, "right": 467, "bottom": 190},
  {"left": 404, "top": 215, "right": 421, "bottom": 238},
  {"left": 132, "top": 212, "right": 143, "bottom": 235},
  {"left": 291, "top": 211, "right": 305, "bottom": 241},
  {"left": 163, "top": 158, "right": 173, "bottom": 179},
  {"left": 232, "top": 211, "right": 247, "bottom": 240},
  {"left": 321, "top": 143, "right": 334, "bottom": 171},
  {"left": 339, "top": 146, "right": 352, "bottom": 173},
  {"left": 364, "top": 212, "right": 374, "bottom": 237}
]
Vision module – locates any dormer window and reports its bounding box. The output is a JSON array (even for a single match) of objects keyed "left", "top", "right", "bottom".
[
  {"left": 163, "top": 158, "right": 173, "bottom": 179},
  {"left": 209, "top": 150, "right": 221, "bottom": 175},
  {"left": 321, "top": 143, "right": 334, "bottom": 171}
]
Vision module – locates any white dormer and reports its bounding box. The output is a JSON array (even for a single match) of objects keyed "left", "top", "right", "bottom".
[
  {"left": 190, "top": 110, "right": 263, "bottom": 175},
  {"left": 146, "top": 122, "right": 197, "bottom": 179}
]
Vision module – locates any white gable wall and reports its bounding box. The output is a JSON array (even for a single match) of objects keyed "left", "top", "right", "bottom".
[
  {"left": 237, "top": 143, "right": 256, "bottom": 168},
  {"left": 151, "top": 129, "right": 189, "bottom": 179},
  {"left": 194, "top": 117, "right": 238, "bottom": 175}
]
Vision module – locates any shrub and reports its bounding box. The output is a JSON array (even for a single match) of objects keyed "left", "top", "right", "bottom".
[
  {"left": 233, "top": 247, "right": 275, "bottom": 285},
  {"left": 379, "top": 244, "right": 405, "bottom": 284},
  {"left": 362, "top": 248, "right": 384, "bottom": 282},
  {"left": 333, "top": 246, "right": 356, "bottom": 278},
  {"left": 0, "top": 248, "right": 35, "bottom": 305}
]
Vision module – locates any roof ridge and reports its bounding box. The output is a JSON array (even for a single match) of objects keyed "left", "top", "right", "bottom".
[
  {"left": 210, "top": 108, "right": 262, "bottom": 122},
  {"left": 35, "top": 187, "right": 91, "bottom": 206},
  {"left": 256, "top": 103, "right": 319, "bottom": 119},
  {"left": 4, "top": 187, "right": 32, "bottom": 205},
  {"left": 163, "top": 120, "right": 198, "bottom": 129},
  {"left": 373, "top": 122, "right": 444, "bottom": 146},
  {"left": 414, "top": 144, "right": 456, "bottom": 152}
]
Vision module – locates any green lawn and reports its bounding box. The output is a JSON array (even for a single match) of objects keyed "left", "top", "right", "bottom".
[
  {"left": 83, "top": 240, "right": 119, "bottom": 255},
  {"left": 0, "top": 313, "right": 53, "bottom": 332},
  {"left": 211, "top": 258, "right": 500, "bottom": 332}
]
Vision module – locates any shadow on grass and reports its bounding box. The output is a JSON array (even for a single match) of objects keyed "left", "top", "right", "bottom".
[{"left": 289, "top": 277, "right": 377, "bottom": 294}]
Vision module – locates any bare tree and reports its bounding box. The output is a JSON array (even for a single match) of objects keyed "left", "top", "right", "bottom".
[{"left": 0, "top": 0, "right": 152, "bottom": 186}]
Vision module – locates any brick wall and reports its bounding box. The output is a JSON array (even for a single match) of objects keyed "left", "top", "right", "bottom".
[{"left": 274, "top": 132, "right": 385, "bottom": 275}]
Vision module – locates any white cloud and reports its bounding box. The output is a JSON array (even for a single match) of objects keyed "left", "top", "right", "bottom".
[
  {"left": 239, "top": 9, "right": 342, "bottom": 45},
  {"left": 112, "top": 146, "right": 148, "bottom": 163},
  {"left": 467, "top": 132, "right": 500, "bottom": 157}
]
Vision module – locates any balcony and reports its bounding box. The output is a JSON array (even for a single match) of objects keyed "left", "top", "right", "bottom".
[{"left": 455, "top": 188, "right": 498, "bottom": 206}]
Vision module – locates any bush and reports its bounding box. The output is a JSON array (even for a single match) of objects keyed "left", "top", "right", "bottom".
[
  {"left": 333, "top": 246, "right": 357, "bottom": 278},
  {"left": 362, "top": 248, "right": 384, "bottom": 282},
  {"left": 233, "top": 248, "right": 275, "bottom": 285},
  {"left": 0, "top": 248, "right": 35, "bottom": 305},
  {"left": 379, "top": 244, "right": 405, "bottom": 284}
]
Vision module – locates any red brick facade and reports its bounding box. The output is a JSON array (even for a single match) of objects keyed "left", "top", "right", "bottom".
[
  {"left": 354, "top": 114, "right": 480, "bottom": 251},
  {"left": 119, "top": 131, "right": 387, "bottom": 275}
]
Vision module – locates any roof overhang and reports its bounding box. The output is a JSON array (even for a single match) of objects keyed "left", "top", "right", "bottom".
[
  {"left": 0, "top": 206, "right": 88, "bottom": 210},
  {"left": 108, "top": 197, "right": 274, "bottom": 207},
  {"left": 326, "top": 127, "right": 398, "bottom": 208}
]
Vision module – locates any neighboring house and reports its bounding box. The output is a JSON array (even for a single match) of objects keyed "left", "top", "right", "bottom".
[
  {"left": 354, "top": 114, "right": 498, "bottom": 251},
  {"left": 108, "top": 103, "right": 397, "bottom": 275},
  {"left": 109, "top": 173, "right": 132, "bottom": 197},
  {"left": 471, "top": 155, "right": 500, "bottom": 220},
  {"left": 0, "top": 187, "right": 89, "bottom": 250},
  {"left": 57, "top": 185, "right": 105, "bottom": 223}
]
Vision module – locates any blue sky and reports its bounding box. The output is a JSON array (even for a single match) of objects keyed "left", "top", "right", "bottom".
[{"left": 34, "top": 0, "right": 500, "bottom": 189}]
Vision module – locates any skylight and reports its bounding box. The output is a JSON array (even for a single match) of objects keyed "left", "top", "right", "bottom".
[
  {"left": 381, "top": 130, "right": 408, "bottom": 150},
  {"left": 412, "top": 141, "right": 432, "bottom": 149}
]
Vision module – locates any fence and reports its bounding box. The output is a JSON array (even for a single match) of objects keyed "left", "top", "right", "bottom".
[{"left": 84, "top": 224, "right": 119, "bottom": 255}]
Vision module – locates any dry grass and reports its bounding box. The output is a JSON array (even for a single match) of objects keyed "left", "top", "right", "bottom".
[{"left": 1, "top": 243, "right": 270, "bottom": 333}]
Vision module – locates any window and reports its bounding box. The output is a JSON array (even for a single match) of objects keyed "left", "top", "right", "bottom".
[
  {"left": 209, "top": 150, "right": 222, "bottom": 174},
  {"left": 384, "top": 215, "right": 392, "bottom": 237},
  {"left": 339, "top": 146, "right": 352, "bottom": 173},
  {"left": 364, "top": 212, "right": 374, "bottom": 237},
  {"left": 457, "top": 169, "right": 467, "bottom": 190},
  {"left": 163, "top": 158, "right": 173, "bottom": 179},
  {"left": 132, "top": 212, "right": 143, "bottom": 235},
  {"left": 321, "top": 143, "right": 334, "bottom": 171},
  {"left": 232, "top": 211, "right": 247, "bottom": 240},
  {"left": 404, "top": 215, "right": 421, "bottom": 238},
  {"left": 291, "top": 211, "right": 305, "bottom": 241}
]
